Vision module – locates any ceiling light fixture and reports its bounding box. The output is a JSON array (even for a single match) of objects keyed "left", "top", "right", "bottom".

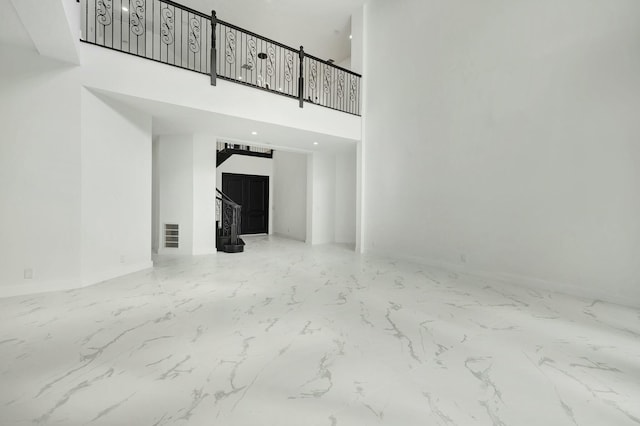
[
  {"left": 122, "top": 6, "right": 128, "bottom": 11},
  {"left": 252, "top": 131, "right": 258, "bottom": 135},
  {"left": 313, "top": 142, "right": 319, "bottom": 145},
  {"left": 349, "top": 34, "right": 353, "bottom": 40}
]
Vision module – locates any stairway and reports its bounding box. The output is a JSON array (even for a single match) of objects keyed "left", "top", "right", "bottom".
[
  {"left": 216, "top": 143, "right": 273, "bottom": 167},
  {"left": 216, "top": 223, "right": 245, "bottom": 253},
  {"left": 216, "top": 189, "right": 245, "bottom": 253}
]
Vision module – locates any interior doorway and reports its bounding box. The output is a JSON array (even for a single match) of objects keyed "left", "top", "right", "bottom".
[{"left": 222, "top": 173, "right": 270, "bottom": 235}]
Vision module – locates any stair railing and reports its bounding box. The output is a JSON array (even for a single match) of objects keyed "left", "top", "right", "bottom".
[
  {"left": 79, "top": 0, "right": 362, "bottom": 115},
  {"left": 216, "top": 188, "right": 242, "bottom": 246}
]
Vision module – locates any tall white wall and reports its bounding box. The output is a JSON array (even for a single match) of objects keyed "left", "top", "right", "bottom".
[
  {"left": 155, "top": 135, "right": 194, "bottom": 255},
  {"left": 363, "top": 0, "right": 640, "bottom": 304},
  {"left": 192, "top": 135, "right": 218, "bottom": 255},
  {"left": 216, "top": 154, "right": 274, "bottom": 235},
  {"left": 307, "top": 153, "right": 336, "bottom": 245},
  {"left": 350, "top": 7, "right": 364, "bottom": 75},
  {"left": 80, "top": 90, "right": 153, "bottom": 285},
  {"left": 0, "top": 45, "right": 155, "bottom": 297},
  {"left": 152, "top": 137, "right": 160, "bottom": 253},
  {"left": 0, "top": 46, "right": 82, "bottom": 297},
  {"left": 335, "top": 149, "right": 357, "bottom": 245},
  {"left": 273, "top": 151, "right": 307, "bottom": 242}
]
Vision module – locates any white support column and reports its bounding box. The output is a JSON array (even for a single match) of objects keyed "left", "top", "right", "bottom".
[
  {"left": 192, "top": 134, "right": 218, "bottom": 255},
  {"left": 306, "top": 152, "right": 337, "bottom": 245}
]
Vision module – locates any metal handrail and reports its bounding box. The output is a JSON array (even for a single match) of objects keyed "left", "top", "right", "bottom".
[
  {"left": 216, "top": 188, "right": 242, "bottom": 245},
  {"left": 79, "top": 0, "right": 362, "bottom": 115},
  {"left": 303, "top": 52, "right": 362, "bottom": 77},
  {"left": 216, "top": 19, "right": 301, "bottom": 55},
  {"left": 216, "top": 188, "right": 240, "bottom": 207}
]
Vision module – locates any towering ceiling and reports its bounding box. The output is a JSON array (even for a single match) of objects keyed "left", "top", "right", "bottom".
[{"left": 0, "top": 0, "right": 35, "bottom": 50}]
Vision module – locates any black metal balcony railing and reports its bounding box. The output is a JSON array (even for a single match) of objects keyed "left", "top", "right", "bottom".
[{"left": 80, "top": 0, "right": 362, "bottom": 116}]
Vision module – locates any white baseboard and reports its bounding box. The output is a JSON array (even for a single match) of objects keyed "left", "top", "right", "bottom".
[
  {"left": 366, "top": 248, "right": 640, "bottom": 308},
  {"left": 0, "top": 278, "right": 83, "bottom": 299},
  {"left": 0, "top": 261, "right": 154, "bottom": 299},
  {"left": 81, "top": 261, "right": 154, "bottom": 287},
  {"left": 192, "top": 248, "right": 217, "bottom": 256},
  {"left": 273, "top": 233, "right": 306, "bottom": 243}
]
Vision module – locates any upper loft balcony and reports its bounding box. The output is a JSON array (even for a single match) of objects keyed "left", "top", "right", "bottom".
[{"left": 79, "top": 0, "right": 362, "bottom": 117}]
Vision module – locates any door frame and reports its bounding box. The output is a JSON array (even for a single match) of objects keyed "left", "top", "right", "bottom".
[{"left": 222, "top": 172, "right": 270, "bottom": 235}]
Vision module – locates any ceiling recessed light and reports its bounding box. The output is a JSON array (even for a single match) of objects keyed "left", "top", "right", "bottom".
[
  {"left": 122, "top": 6, "right": 128, "bottom": 11},
  {"left": 349, "top": 34, "right": 353, "bottom": 40},
  {"left": 252, "top": 131, "right": 258, "bottom": 135},
  {"left": 313, "top": 142, "right": 319, "bottom": 145}
]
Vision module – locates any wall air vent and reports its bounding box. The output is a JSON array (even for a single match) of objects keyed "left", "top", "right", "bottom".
[{"left": 164, "top": 224, "right": 179, "bottom": 248}]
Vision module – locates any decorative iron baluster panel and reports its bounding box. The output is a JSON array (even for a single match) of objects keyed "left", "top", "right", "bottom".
[
  {"left": 80, "top": 0, "right": 212, "bottom": 74},
  {"left": 130, "top": 0, "right": 145, "bottom": 36},
  {"left": 266, "top": 46, "right": 275, "bottom": 77},
  {"left": 214, "top": 20, "right": 300, "bottom": 98},
  {"left": 97, "top": 0, "right": 112, "bottom": 26},
  {"left": 246, "top": 38, "right": 256, "bottom": 71},
  {"left": 350, "top": 77, "right": 357, "bottom": 105},
  {"left": 284, "top": 52, "right": 294, "bottom": 83},
  {"left": 222, "top": 203, "right": 234, "bottom": 234},
  {"left": 309, "top": 61, "right": 318, "bottom": 91},
  {"left": 188, "top": 16, "right": 200, "bottom": 53},
  {"left": 337, "top": 73, "right": 345, "bottom": 100},
  {"left": 160, "top": 7, "right": 174, "bottom": 45},
  {"left": 301, "top": 55, "right": 361, "bottom": 115},
  {"left": 80, "top": 0, "right": 360, "bottom": 114},
  {"left": 225, "top": 30, "right": 236, "bottom": 64}
]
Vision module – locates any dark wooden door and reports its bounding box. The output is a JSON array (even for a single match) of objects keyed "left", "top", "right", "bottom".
[{"left": 222, "top": 173, "right": 269, "bottom": 235}]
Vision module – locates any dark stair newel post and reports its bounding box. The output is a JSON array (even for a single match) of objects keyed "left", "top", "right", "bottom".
[
  {"left": 298, "top": 45, "right": 305, "bottom": 108},
  {"left": 210, "top": 10, "right": 217, "bottom": 86}
]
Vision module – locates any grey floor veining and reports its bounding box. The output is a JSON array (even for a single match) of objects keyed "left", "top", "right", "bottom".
[{"left": 1, "top": 236, "right": 639, "bottom": 425}]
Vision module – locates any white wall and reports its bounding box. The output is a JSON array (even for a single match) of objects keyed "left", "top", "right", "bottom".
[
  {"left": 350, "top": 7, "right": 364, "bottom": 75},
  {"left": 273, "top": 151, "right": 307, "bottom": 242},
  {"left": 155, "top": 135, "right": 194, "bottom": 255},
  {"left": 0, "top": 46, "right": 155, "bottom": 297},
  {"left": 334, "top": 148, "right": 357, "bottom": 245},
  {"left": 0, "top": 45, "right": 82, "bottom": 297},
  {"left": 151, "top": 137, "right": 160, "bottom": 253},
  {"left": 80, "top": 89, "right": 153, "bottom": 285},
  {"left": 154, "top": 134, "right": 218, "bottom": 255},
  {"left": 363, "top": 0, "right": 640, "bottom": 305},
  {"left": 192, "top": 135, "right": 219, "bottom": 255},
  {"left": 305, "top": 150, "right": 357, "bottom": 246},
  {"left": 307, "top": 153, "right": 336, "bottom": 245},
  {"left": 216, "top": 154, "right": 274, "bottom": 235}
]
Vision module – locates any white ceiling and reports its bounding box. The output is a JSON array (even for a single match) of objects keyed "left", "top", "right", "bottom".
[
  {"left": 92, "top": 89, "right": 357, "bottom": 154},
  {"left": 183, "top": 0, "right": 367, "bottom": 63},
  {"left": 0, "top": 0, "right": 36, "bottom": 50}
]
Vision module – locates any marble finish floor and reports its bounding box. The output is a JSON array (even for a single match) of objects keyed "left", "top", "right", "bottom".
[{"left": 1, "top": 236, "right": 639, "bottom": 425}]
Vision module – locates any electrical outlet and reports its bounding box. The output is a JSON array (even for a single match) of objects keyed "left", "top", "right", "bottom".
[
  {"left": 460, "top": 254, "right": 467, "bottom": 263},
  {"left": 24, "top": 268, "right": 33, "bottom": 279},
  {"left": 120, "top": 255, "right": 126, "bottom": 264}
]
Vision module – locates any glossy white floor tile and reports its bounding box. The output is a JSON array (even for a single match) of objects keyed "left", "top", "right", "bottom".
[{"left": 1, "top": 236, "right": 639, "bottom": 425}]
